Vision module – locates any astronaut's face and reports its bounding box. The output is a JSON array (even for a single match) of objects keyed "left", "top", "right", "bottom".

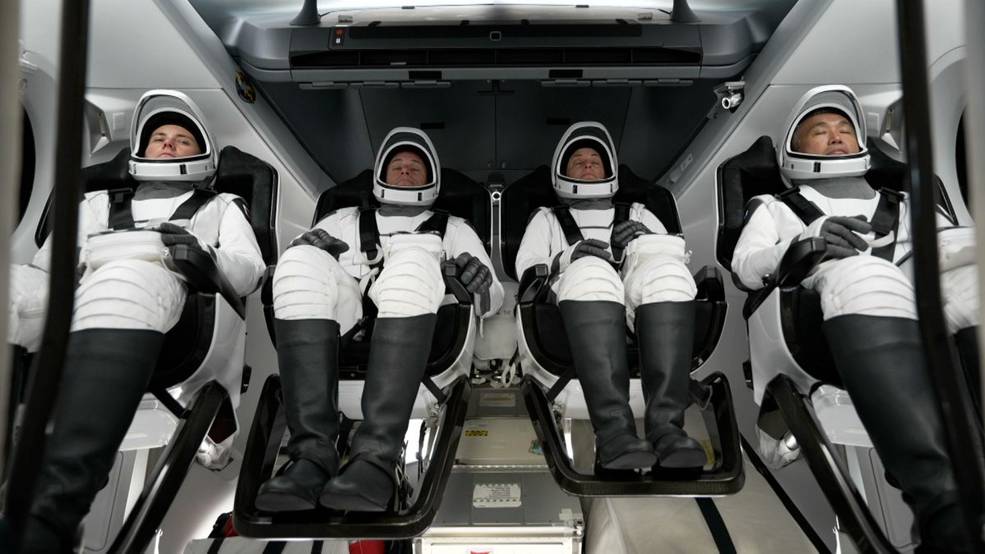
[
  {"left": 386, "top": 150, "right": 428, "bottom": 188},
  {"left": 565, "top": 147, "right": 606, "bottom": 181},
  {"left": 793, "top": 112, "right": 861, "bottom": 156},
  {"left": 144, "top": 124, "right": 202, "bottom": 159}
]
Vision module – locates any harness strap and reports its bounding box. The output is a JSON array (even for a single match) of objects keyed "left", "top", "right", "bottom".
[
  {"left": 777, "top": 188, "right": 824, "bottom": 225},
  {"left": 870, "top": 188, "right": 902, "bottom": 261},
  {"left": 169, "top": 188, "right": 217, "bottom": 222},
  {"left": 610, "top": 202, "right": 631, "bottom": 262},
  {"left": 358, "top": 207, "right": 381, "bottom": 264},
  {"left": 552, "top": 206, "right": 585, "bottom": 246},
  {"left": 107, "top": 188, "right": 136, "bottom": 230},
  {"left": 415, "top": 210, "right": 450, "bottom": 236}
]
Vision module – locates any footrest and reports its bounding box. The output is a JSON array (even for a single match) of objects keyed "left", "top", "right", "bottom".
[
  {"left": 521, "top": 372, "right": 744, "bottom": 496},
  {"left": 233, "top": 376, "right": 471, "bottom": 538}
]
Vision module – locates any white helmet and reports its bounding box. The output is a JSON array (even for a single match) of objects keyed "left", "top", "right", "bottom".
[
  {"left": 552, "top": 121, "right": 618, "bottom": 199},
  {"left": 778, "top": 85, "right": 870, "bottom": 183},
  {"left": 373, "top": 127, "right": 440, "bottom": 207},
  {"left": 128, "top": 89, "right": 217, "bottom": 182}
]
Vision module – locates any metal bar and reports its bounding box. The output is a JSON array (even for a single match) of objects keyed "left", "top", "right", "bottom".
[
  {"left": 3, "top": 0, "right": 90, "bottom": 541},
  {"left": 965, "top": 0, "right": 985, "bottom": 442},
  {"left": 0, "top": 0, "right": 21, "bottom": 480},
  {"left": 895, "top": 0, "right": 985, "bottom": 548}
]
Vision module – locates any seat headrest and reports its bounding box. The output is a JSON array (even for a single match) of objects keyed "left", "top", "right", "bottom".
[
  {"left": 716, "top": 136, "right": 786, "bottom": 268},
  {"left": 313, "top": 167, "right": 490, "bottom": 245},
  {"left": 36, "top": 146, "right": 279, "bottom": 265}
]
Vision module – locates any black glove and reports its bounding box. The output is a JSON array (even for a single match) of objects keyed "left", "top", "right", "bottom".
[
  {"left": 158, "top": 222, "right": 207, "bottom": 254},
  {"left": 570, "top": 238, "right": 612, "bottom": 263},
  {"left": 611, "top": 220, "right": 652, "bottom": 250},
  {"left": 819, "top": 216, "right": 872, "bottom": 259},
  {"left": 454, "top": 252, "right": 493, "bottom": 296},
  {"left": 290, "top": 228, "right": 350, "bottom": 260}
]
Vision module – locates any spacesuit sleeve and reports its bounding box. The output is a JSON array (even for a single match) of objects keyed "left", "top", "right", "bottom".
[
  {"left": 731, "top": 198, "right": 794, "bottom": 290},
  {"left": 447, "top": 218, "right": 504, "bottom": 317},
  {"left": 515, "top": 208, "right": 557, "bottom": 280},
  {"left": 212, "top": 194, "right": 265, "bottom": 297}
]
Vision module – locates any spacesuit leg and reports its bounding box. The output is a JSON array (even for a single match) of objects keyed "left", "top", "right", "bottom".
[
  {"left": 8, "top": 264, "right": 49, "bottom": 352},
  {"left": 256, "top": 245, "right": 362, "bottom": 512},
  {"left": 321, "top": 234, "right": 446, "bottom": 512},
  {"left": 623, "top": 241, "right": 705, "bottom": 469},
  {"left": 810, "top": 256, "right": 969, "bottom": 552},
  {"left": 554, "top": 256, "right": 656, "bottom": 471},
  {"left": 941, "top": 264, "right": 981, "bottom": 412},
  {"left": 22, "top": 260, "right": 185, "bottom": 553}
]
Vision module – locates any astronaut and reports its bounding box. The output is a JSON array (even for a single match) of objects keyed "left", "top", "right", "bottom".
[
  {"left": 255, "top": 127, "right": 503, "bottom": 513},
  {"left": 515, "top": 122, "right": 706, "bottom": 471},
  {"left": 731, "top": 84, "right": 976, "bottom": 551},
  {"left": 15, "top": 90, "right": 265, "bottom": 553}
]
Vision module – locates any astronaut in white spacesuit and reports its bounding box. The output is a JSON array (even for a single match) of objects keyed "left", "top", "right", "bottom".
[
  {"left": 255, "top": 127, "right": 503, "bottom": 513},
  {"left": 515, "top": 122, "right": 706, "bottom": 472},
  {"left": 17, "top": 90, "right": 265, "bottom": 553},
  {"left": 731, "top": 84, "right": 976, "bottom": 552}
]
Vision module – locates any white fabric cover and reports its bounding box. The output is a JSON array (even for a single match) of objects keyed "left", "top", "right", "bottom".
[{"left": 271, "top": 245, "right": 364, "bottom": 333}]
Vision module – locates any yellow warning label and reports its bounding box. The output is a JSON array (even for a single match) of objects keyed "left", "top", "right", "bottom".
[{"left": 464, "top": 430, "right": 489, "bottom": 437}]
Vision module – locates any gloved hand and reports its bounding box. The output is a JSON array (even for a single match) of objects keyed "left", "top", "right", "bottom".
[
  {"left": 158, "top": 222, "right": 208, "bottom": 254},
  {"left": 611, "top": 220, "right": 652, "bottom": 250},
  {"left": 454, "top": 252, "right": 493, "bottom": 296},
  {"left": 554, "top": 238, "right": 613, "bottom": 274},
  {"left": 290, "top": 228, "right": 350, "bottom": 260},
  {"left": 817, "top": 216, "right": 871, "bottom": 259}
]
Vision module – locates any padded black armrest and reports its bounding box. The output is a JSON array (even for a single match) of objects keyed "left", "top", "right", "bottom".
[
  {"left": 775, "top": 237, "right": 827, "bottom": 288},
  {"left": 518, "top": 264, "right": 550, "bottom": 304},
  {"left": 260, "top": 265, "right": 277, "bottom": 345},
  {"left": 166, "top": 245, "right": 246, "bottom": 318},
  {"left": 694, "top": 265, "right": 725, "bottom": 302},
  {"left": 441, "top": 261, "right": 472, "bottom": 305}
]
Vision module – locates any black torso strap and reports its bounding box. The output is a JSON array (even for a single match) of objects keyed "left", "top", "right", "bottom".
[
  {"left": 552, "top": 206, "right": 585, "bottom": 246},
  {"left": 107, "top": 186, "right": 217, "bottom": 231},
  {"left": 358, "top": 208, "right": 451, "bottom": 268},
  {"left": 778, "top": 188, "right": 902, "bottom": 262},
  {"left": 610, "top": 202, "right": 632, "bottom": 262}
]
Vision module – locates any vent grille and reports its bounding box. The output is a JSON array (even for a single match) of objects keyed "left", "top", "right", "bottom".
[{"left": 292, "top": 47, "right": 701, "bottom": 68}]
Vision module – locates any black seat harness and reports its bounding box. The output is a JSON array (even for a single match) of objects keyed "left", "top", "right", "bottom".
[
  {"left": 777, "top": 187, "right": 902, "bottom": 261},
  {"left": 107, "top": 186, "right": 219, "bottom": 230}
]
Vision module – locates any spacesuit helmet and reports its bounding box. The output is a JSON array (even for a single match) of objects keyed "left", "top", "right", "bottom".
[
  {"left": 778, "top": 84, "right": 870, "bottom": 183},
  {"left": 128, "top": 89, "right": 217, "bottom": 183},
  {"left": 373, "top": 127, "right": 441, "bottom": 207},
  {"left": 552, "top": 121, "right": 618, "bottom": 199}
]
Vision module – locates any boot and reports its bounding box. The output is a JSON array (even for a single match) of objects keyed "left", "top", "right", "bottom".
[
  {"left": 955, "top": 326, "right": 981, "bottom": 414},
  {"left": 824, "top": 315, "right": 972, "bottom": 553},
  {"left": 635, "top": 301, "right": 707, "bottom": 469},
  {"left": 558, "top": 301, "right": 656, "bottom": 470},
  {"left": 255, "top": 319, "right": 341, "bottom": 512},
  {"left": 21, "top": 329, "right": 164, "bottom": 554},
  {"left": 319, "top": 314, "right": 436, "bottom": 512}
]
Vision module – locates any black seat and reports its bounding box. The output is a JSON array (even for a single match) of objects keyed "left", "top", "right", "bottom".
[
  {"left": 235, "top": 167, "right": 486, "bottom": 539},
  {"left": 31, "top": 145, "right": 279, "bottom": 553},
  {"left": 503, "top": 165, "right": 743, "bottom": 497}
]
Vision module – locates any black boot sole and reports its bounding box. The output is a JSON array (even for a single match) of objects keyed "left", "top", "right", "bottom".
[
  {"left": 657, "top": 447, "right": 708, "bottom": 469},
  {"left": 255, "top": 491, "right": 317, "bottom": 513},
  {"left": 319, "top": 492, "right": 391, "bottom": 512},
  {"left": 599, "top": 450, "right": 659, "bottom": 470}
]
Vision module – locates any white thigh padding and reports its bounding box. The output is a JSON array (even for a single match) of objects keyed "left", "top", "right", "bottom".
[
  {"left": 371, "top": 234, "right": 445, "bottom": 317},
  {"left": 73, "top": 259, "right": 187, "bottom": 332},
  {"left": 82, "top": 230, "right": 167, "bottom": 270},
  {"left": 9, "top": 264, "right": 50, "bottom": 352},
  {"left": 806, "top": 256, "right": 917, "bottom": 320},
  {"left": 942, "top": 264, "right": 979, "bottom": 332},
  {"left": 938, "top": 227, "right": 976, "bottom": 272},
  {"left": 273, "top": 245, "right": 363, "bottom": 332},
  {"left": 555, "top": 256, "right": 624, "bottom": 303}
]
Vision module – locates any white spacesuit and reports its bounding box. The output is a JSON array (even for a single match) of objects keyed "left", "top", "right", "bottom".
[
  {"left": 515, "top": 121, "right": 706, "bottom": 471},
  {"left": 256, "top": 127, "right": 503, "bottom": 513},
  {"left": 19, "top": 90, "right": 265, "bottom": 554},
  {"left": 731, "top": 85, "right": 975, "bottom": 552}
]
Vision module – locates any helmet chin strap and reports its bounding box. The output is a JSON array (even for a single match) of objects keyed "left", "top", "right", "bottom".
[{"left": 799, "top": 175, "right": 877, "bottom": 200}]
